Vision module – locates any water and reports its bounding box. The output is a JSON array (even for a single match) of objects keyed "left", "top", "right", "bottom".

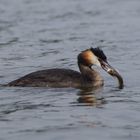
[{"left": 0, "top": 0, "right": 140, "bottom": 139}]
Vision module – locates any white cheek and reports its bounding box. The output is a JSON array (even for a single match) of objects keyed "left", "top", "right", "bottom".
[{"left": 92, "top": 56, "right": 101, "bottom": 67}]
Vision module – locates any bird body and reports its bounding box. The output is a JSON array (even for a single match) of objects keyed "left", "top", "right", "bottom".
[
  {"left": 7, "top": 48, "right": 124, "bottom": 89},
  {"left": 8, "top": 68, "right": 103, "bottom": 88}
]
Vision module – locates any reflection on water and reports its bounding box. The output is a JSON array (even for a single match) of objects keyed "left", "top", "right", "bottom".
[{"left": 77, "top": 88, "right": 106, "bottom": 106}]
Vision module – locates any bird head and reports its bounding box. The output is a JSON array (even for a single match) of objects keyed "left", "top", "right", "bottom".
[{"left": 78, "top": 47, "right": 124, "bottom": 89}]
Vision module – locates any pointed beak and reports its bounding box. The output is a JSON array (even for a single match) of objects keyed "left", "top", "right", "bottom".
[{"left": 100, "top": 60, "right": 124, "bottom": 89}]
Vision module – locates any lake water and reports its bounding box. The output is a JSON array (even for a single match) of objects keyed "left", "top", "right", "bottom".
[{"left": 0, "top": 0, "right": 140, "bottom": 139}]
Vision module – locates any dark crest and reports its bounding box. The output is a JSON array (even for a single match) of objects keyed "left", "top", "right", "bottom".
[{"left": 90, "top": 47, "right": 107, "bottom": 61}]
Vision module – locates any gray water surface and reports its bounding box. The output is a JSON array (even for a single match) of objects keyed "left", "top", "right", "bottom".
[{"left": 0, "top": 0, "right": 140, "bottom": 140}]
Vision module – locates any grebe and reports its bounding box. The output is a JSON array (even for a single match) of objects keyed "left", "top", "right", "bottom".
[{"left": 7, "top": 48, "right": 124, "bottom": 89}]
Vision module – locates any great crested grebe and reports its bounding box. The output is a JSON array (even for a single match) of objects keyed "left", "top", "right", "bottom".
[{"left": 7, "top": 48, "right": 124, "bottom": 89}]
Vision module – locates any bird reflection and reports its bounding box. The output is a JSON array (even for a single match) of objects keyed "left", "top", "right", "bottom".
[{"left": 77, "top": 88, "right": 106, "bottom": 106}]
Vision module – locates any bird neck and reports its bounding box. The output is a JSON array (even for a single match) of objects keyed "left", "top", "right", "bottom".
[{"left": 78, "top": 63, "right": 103, "bottom": 87}]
